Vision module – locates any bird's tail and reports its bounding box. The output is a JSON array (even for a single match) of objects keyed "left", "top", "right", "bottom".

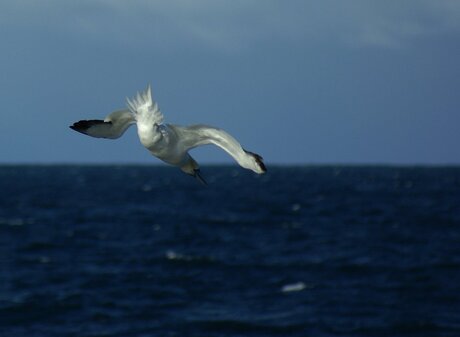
[{"left": 126, "top": 84, "right": 164, "bottom": 125}]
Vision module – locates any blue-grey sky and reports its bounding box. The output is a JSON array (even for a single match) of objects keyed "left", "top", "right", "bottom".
[{"left": 1, "top": 0, "right": 459, "bottom": 165}]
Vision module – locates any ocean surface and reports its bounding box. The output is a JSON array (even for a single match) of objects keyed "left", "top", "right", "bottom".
[{"left": 0, "top": 165, "right": 459, "bottom": 337}]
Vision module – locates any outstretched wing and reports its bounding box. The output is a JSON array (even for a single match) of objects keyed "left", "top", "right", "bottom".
[
  {"left": 70, "top": 109, "right": 135, "bottom": 139},
  {"left": 169, "top": 124, "right": 266, "bottom": 174}
]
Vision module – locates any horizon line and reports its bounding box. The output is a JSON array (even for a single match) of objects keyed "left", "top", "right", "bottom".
[{"left": 1, "top": 162, "right": 459, "bottom": 168}]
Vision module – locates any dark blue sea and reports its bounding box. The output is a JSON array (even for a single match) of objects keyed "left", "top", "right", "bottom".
[{"left": 1, "top": 165, "right": 459, "bottom": 337}]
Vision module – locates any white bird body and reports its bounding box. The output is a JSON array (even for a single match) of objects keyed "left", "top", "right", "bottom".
[{"left": 70, "top": 85, "right": 266, "bottom": 183}]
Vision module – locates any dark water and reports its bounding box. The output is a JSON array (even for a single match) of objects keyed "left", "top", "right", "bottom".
[{"left": 0, "top": 165, "right": 459, "bottom": 337}]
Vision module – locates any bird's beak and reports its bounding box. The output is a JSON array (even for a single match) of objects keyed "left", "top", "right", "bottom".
[{"left": 193, "top": 169, "right": 207, "bottom": 185}]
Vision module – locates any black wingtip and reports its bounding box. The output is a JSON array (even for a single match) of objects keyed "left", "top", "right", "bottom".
[
  {"left": 244, "top": 150, "right": 267, "bottom": 173},
  {"left": 69, "top": 123, "right": 82, "bottom": 132},
  {"left": 255, "top": 154, "right": 267, "bottom": 173},
  {"left": 69, "top": 119, "right": 108, "bottom": 134}
]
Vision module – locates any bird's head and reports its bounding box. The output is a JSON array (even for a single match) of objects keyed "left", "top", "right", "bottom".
[{"left": 180, "top": 156, "right": 207, "bottom": 185}]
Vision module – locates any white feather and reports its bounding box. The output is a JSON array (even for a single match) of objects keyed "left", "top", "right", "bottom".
[{"left": 126, "top": 84, "right": 164, "bottom": 126}]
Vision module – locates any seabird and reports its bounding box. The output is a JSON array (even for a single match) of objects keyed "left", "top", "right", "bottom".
[{"left": 70, "top": 85, "right": 266, "bottom": 184}]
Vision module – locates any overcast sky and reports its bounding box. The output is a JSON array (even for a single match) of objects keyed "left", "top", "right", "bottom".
[{"left": 1, "top": 0, "right": 459, "bottom": 165}]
